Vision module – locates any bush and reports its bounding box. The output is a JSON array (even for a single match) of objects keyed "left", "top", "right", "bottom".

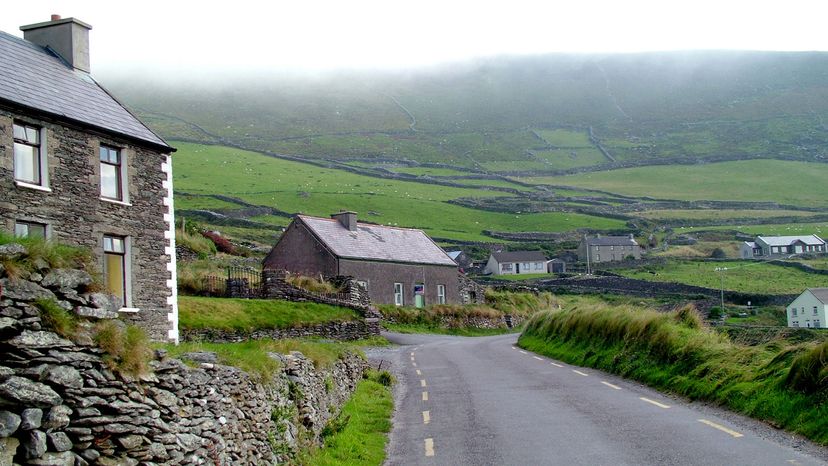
[
  {"left": 285, "top": 273, "right": 339, "bottom": 293},
  {"left": 177, "top": 228, "right": 217, "bottom": 259},
  {"left": 201, "top": 231, "right": 236, "bottom": 255},
  {"left": 710, "top": 247, "right": 727, "bottom": 259},
  {"left": 35, "top": 299, "right": 77, "bottom": 338},
  {"left": 94, "top": 320, "right": 152, "bottom": 376}
]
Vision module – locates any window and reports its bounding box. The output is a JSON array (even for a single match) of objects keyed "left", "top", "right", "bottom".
[
  {"left": 816, "top": 320, "right": 822, "bottom": 327},
  {"left": 13, "top": 122, "right": 45, "bottom": 186},
  {"left": 814, "top": 306, "right": 819, "bottom": 316},
  {"left": 595, "top": 254, "right": 600, "bottom": 261},
  {"left": 501, "top": 263, "right": 513, "bottom": 272},
  {"left": 100, "top": 145, "right": 124, "bottom": 201},
  {"left": 437, "top": 285, "right": 446, "bottom": 304},
  {"left": 610, "top": 245, "right": 614, "bottom": 250},
  {"left": 793, "top": 308, "right": 798, "bottom": 317},
  {"left": 394, "top": 283, "right": 404, "bottom": 306},
  {"left": 103, "top": 235, "right": 127, "bottom": 307},
  {"left": 534, "top": 262, "right": 543, "bottom": 271},
  {"left": 356, "top": 280, "right": 368, "bottom": 291},
  {"left": 14, "top": 221, "right": 47, "bottom": 239},
  {"left": 523, "top": 262, "right": 530, "bottom": 271},
  {"left": 793, "top": 321, "right": 799, "bottom": 327}
]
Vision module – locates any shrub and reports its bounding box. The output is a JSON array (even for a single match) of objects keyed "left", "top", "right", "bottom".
[
  {"left": 93, "top": 320, "right": 151, "bottom": 376},
  {"left": 364, "top": 369, "right": 396, "bottom": 387},
  {"left": 201, "top": 231, "right": 236, "bottom": 255},
  {"left": 177, "top": 228, "right": 217, "bottom": 259},
  {"left": 285, "top": 274, "right": 339, "bottom": 294},
  {"left": 787, "top": 341, "right": 828, "bottom": 394},
  {"left": 710, "top": 247, "right": 727, "bottom": 259},
  {"left": 0, "top": 233, "right": 98, "bottom": 282}
]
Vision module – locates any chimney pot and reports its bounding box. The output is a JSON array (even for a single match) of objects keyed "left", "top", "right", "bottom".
[{"left": 51, "top": 14, "right": 61, "bottom": 21}]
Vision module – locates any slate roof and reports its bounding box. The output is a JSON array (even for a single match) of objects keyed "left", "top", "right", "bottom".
[
  {"left": 743, "top": 241, "right": 757, "bottom": 248},
  {"left": 447, "top": 251, "right": 463, "bottom": 260},
  {"left": 757, "top": 235, "right": 825, "bottom": 247},
  {"left": 585, "top": 236, "right": 640, "bottom": 247},
  {"left": 491, "top": 251, "right": 547, "bottom": 263},
  {"left": 0, "top": 30, "right": 171, "bottom": 150},
  {"left": 807, "top": 288, "right": 828, "bottom": 304},
  {"left": 298, "top": 215, "right": 457, "bottom": 266}
]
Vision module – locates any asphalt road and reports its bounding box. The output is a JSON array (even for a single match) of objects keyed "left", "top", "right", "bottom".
[{"left": 379, "top": 332, "right": 827, "bottom": 466}]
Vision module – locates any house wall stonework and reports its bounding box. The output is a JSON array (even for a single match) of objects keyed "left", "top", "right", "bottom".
[
  {"left": 0, "top": 108, "right": 174, "bottom": 341},
  {"left": 338, "top": 259, "right": 460, "bottom": 305}
]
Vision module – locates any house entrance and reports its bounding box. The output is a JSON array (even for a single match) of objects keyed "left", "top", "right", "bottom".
[
  {"left": 515, "top": 263, "right": 520, "bottom": 273},
  {"left": 414, "top": 283, "right": 425, "bottom": 308}
]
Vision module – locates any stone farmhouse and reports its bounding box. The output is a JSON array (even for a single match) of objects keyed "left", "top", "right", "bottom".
[
  {"left": 786, "top": 288, "right": 828, "bottom": 328},
  {"left": 0, "top": 16, "right": 178, "bottom": 342},
  {"left": 483, "top": 251, "right": 548, "bottom": 275},
  {"left": 577, "top": 234, "right": 642, "bottom": 263},
  {"left": 740, "top": 235, "right": 826, "bottom": 259},
  {"left": 263, "top": 212, "right": 461, "bottom": 307}
]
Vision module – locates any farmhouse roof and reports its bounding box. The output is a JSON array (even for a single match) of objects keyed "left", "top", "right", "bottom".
[
  {"left": 447, "top": 251, "right": 463, "bottom": 260},
  {"left": 743, "top": 241, "right": 757, "bottom": 248},
  {"left": 0, "top": 30, "right": 172, "bottom": 151},
  {"left": 584, "top": 235, "right": 640, "bottom": 247},
  {"left": 491, "top": 251, "right": 548, "bottom": 263},
  {"left": 757, "top": 235, "right": 825, "bottom": 247},
  {"left": 297, "top": 215, "right": 457, "bottom": 266},
  {"left": 808, "top": 288, "right": 828, "bottom": 304}
]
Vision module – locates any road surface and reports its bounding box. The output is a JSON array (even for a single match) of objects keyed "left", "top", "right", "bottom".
[{"left": 378, "top": 332, "right": 827, "bottom": 466}]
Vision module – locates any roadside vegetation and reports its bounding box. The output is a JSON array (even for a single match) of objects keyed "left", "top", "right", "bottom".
[
  {"left": 179, "top": 296, "right": 359, "bottom": 332},
  {"left": 0, "top": 232, "right": 98, "bottom": 281},
  {"left": 298, "top": 369, "right": 394, "bottom": 466},
  {"left": 519, "top": 302, "right": 828, "bottom": 444}
]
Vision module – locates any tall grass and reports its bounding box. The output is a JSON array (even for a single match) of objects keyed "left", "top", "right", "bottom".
[
  {"left": 485, "top": 290, "right": 557, "bottom": 317},
  {"left": 176, "top": 228, "right": 217, "bottom": 258},
  {"left": 519, "top": 303, "right": 828, "bottom": 444},
  {"left": 0, "top": 233, "right": 97, "bottom": 281},
  {"left": 179, "top": 297, "right": 358, "bottom": 331}
]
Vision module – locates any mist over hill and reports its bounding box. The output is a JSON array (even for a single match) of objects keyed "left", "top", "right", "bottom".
[{"left": 108, "top": 51, "right": 828, "bottom": 174}]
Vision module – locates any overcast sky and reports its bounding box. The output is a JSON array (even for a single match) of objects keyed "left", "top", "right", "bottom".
[{"left": 3, "top": 0, "right": 828, "bottom": 74}]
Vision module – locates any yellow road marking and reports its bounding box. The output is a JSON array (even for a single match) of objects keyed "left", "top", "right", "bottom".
[
  {"left": 422, "top": 391, "right": 428, "bottom": 401},
  {"left": 424, "top": 438, "right": 434, "bottom": 457},
  {"left": 550, "top": 362, "right": 563, "bottom": 368},
  {"left": 420, "top": 379, "right": 427, "bottom": 387},
  {"left": 533, "top": 356, "right": 543, "bottom": 361},
  {"left": 601, "top": 381, "right": 622, "bottom": 390},
  {"left": 519, "top": 350, "right": 527, "bottom": 354},
  {"left": 572, "top": 370, "right": 589, "bottom": 377},
  {"left": 640, "top": 397, "right": 670, "bottom": 409},
  {"left": 698, "top": 419, "right": 743, "bottom": 438},
  {"left": 416, "top": 369, "right": 422, "bottom": 375},
  {"left": 423, "top": 410, "right": 430, "bottom": 424}
]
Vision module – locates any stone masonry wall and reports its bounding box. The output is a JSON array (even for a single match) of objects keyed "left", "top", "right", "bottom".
[
  {"left": 182, "top": 318, "right": 381, "bottom": 343},
  {"left": 0, "top": 261, "right": 366, "bottom": 465},
  {"left": 0, "top": 109, "right": 175, "bottom": 342}
]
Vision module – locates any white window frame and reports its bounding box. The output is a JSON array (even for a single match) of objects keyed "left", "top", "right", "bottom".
[
  {"left": 100, "top": 145, "right": 130, "bottom": 205},
  {"left": 103, "top": 234, "right": 135, "bottom": 311},
  {"left": 501, "top": 263, "right": 513, "bottom": 272},
  {"left": 13, "top": 123, "right": 50, "bottom": 191},
  {"left": 394, "top": 282, "right": 404, "bottom": 306},
  {"left": 437, "top": 284, "right": 446, "bottom": 304}
]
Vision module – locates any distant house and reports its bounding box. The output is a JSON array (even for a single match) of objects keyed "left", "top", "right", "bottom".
[
  {"left": 0, "top": 16, "right": 178, "bottom": 342},
  {"left": 484, "top": 251, "right": 547, "bottom": 275},
  {"left": 547, "top": 258, "right": 567, "bottom": 274},
  {"left": 446, "top": 250, "right": 472, "bottom": 270},
  {"left": 577, "top": 235, "right": 641, "bottom": 263},
  {"left": 786, "top": 288, "right": 828, "bottom": 328},
  {"left": 740, "top": 235, "right": 826, "bottom": 259},
  {"left": 263, "top": 212, "right": 460, "bottom": 307}
]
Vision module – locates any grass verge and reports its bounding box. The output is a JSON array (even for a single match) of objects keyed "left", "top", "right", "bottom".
[
  {"left": 179, "top": 296, "right": 359, "bottom": 332},
  {"left": 518, "top": 303, "right": 828, "bottom": 444},
  {"left": 298, "top": 374, "right": 394, "bottom": 466},
  {"left": 383, "top": 322, "right": 517, "bottom": 336}
]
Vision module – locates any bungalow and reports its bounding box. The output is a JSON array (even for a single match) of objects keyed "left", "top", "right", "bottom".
[
  {"left": 0, "top": 16, "right": 178, "bottom": 341},
  {"left": 483, "top": 251, "right": 548, "bottom": 275},
  {"left": 740, "top": 235, "right": 826, "bottom": 259},
  {"left": 263, "top": 212, "right": 460, "bottom": 307},
  {"left": 577, "top": 234, "right": 642, "bottom": 263},
  {"left": 786, "top": 288, "right": 828, "bottom": 328}
]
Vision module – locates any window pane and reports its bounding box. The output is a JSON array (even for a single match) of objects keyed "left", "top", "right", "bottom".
[
  {"left": 19, "top": 223, "right": 46, "bottom": 239},
  {"left": 104, "top": 252, "right": 125, "bottom": 306},
  {"left": 13, "top": 124, "right": 26, "bottom": 140},
  {"left": 103, "top": 236, "right": 125, "bottom": 253},
  {"left": 101, "top": 163, "right": 121, "bottom": 199},
  {"left": 25, "top": 127, "right": 39, "bottom": 143},
  {"left": 14, "top": 223, "right": 28, "bottom": 237},
  {"left": 14, "top": 143, "right": 40, "bottom": 184}
]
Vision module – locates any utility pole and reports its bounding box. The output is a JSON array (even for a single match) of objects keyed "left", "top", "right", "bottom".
[
  {"left": 714, "top": 267, "right": 727, "bottom": 312},
  {"left": 585, "top": 238, "right": 591, "bottom": 275}
]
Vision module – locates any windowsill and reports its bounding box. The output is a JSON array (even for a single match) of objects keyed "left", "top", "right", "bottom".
[
  {"left": 100, "top": 197, "right": 132, "bottom": 207},
  {"left": 118, "top": 307, "right": 140, "bottom": 313},
  {"left": 15, "top": 181, "right": 51, "bottom": 192}
]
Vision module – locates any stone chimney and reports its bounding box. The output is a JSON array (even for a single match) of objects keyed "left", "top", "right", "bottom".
[
  {"left": 331, "top": 211, "right": 358, "bottom": 231},
  {"left": 20, "top": 15, "right": 92, "bottom": 72}
]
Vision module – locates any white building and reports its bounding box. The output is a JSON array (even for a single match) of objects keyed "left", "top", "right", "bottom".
[
  {"left": 741, "top": 235, "right": 826, "bottom": 259},
  {"left": 484, "top": 251, "right": 548, "bottom": 275},
  {"left": 787, "top": 288, "right": 828, "bottom": 328}
]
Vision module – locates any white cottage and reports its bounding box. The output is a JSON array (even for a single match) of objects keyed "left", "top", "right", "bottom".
[
  {"left": 484, "top": 251, "right": 548, "bottom": 275},
  {"left": 787, "top": 288, "right": 828, "bottom": 328}
]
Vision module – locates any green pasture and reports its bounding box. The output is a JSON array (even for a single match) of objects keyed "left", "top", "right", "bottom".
[
  {"left": 636, "top": 209, "right": 818, "bottom": 221},
  {"left": 534, "top": 128, "right": 592, "bottom": 147}
]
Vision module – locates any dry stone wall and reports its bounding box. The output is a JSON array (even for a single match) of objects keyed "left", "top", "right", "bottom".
[
  {"left": 0, "top": 262, "right": 366, "bottom": 465},
  {"left": 182, "top": 318, "right": 381, "bottom": 343}
]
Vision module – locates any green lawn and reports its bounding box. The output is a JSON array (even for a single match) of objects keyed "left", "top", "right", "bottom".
[
  {"left": 637, "top": 209, "right": 818, "bottom": 221},
  {"left": 535, "top": 129, "right": 592, "bottom": 147},
  {"left": 532, "top": 148, "right": 608, "bottom": 170},
  {"left": 522, "top": 160, "right": 828, "bottom": 207},
  {"left": 178, "top": 296, "right": 359, "bottom": 331},
  {"left": 173, "top": 142, "right": 626, "bottom": 242},
  {"left": 615, "top": 260, "right": 828, "bottom": 294}
]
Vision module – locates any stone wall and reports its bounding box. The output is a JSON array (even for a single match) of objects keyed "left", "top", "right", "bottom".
[
  {"left": 0, "top": 110, "right": 176, "bottom": 342},
  {"left": 182, "top": 318, "right": 381, "bottom": 343},
  {"left": 0, "top": 266, "right": 367, "bottom": 465}
]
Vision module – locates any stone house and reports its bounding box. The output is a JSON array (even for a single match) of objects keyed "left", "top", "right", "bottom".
[
  {"left": 0, "top": 16, "right": 178, "bottom": 342},
  {"left": 483, "top": 251, "right": 548, "bottom": 275},
  {"left": 263, "top": 212, "right": 461, "bottom": 307},
  {"left": 577, "top": 234, "right": 642, "bottom": 263},
  {"left": 786, "top": 288, "right": 828, "bottom": 328},
  {"left": 740, "top": 235, "right": 826, "bottom": 259}
]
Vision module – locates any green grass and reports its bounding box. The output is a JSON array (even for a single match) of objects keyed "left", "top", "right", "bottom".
[
  {"left": 679, "top": 222, "right": 828, "bottom": 237},
  {"left": 519, "top": 304, "right": 828, "bottom": 444},
  {"left": 636, "top": 209, "right": 818, "bottom": 220},
  {"left": 534, "top": 128, "right": 592, "bottom": 147},
  {"left": 178, "top": 296, "right": 359, "bottom": 332},
  {"left": 614, "top": 259, "right": 828, "bottom": 294},
  {"left": 299, "top": 377, "right": 393, "bottom": 466},
  {"left": 173, "top": 142, "right": 626, "bottom": 242},
  {"left": 523, "top": 160, "right": 828, "bottom": 207},
  {"left": 532, "top": 148, "right": 608, "bottom": 170}
]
